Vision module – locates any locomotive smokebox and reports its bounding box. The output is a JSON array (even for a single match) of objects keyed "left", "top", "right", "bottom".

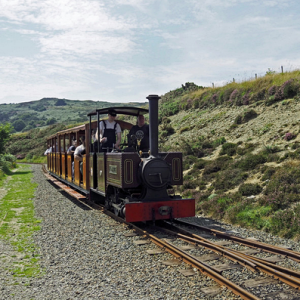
[{"left": 146, "top": 94, "right": 161, "bottom": 157}]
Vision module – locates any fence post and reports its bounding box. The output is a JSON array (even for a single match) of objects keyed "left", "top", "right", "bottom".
[
  {"left": 212, "top": 83, "right": 214, "bottom": 88},
  {"left": 233, "top": 78, "right": 235, "bottom": 82},
  {"left": 281, "top": 66, "right": 283, "bottom": 73},
  {"left": 255, "top": 74, "right": 257, "bottom": 79}
]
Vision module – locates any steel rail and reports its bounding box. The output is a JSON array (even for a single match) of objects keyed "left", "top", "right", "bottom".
[
  {"left": 160, "top": 222, "right": 300, "bottom": 289},
  {"left": 128, "top": 223, "right": 260, "bottom": 300},
  {"left": 154, "top": 225, "right": 257, "bottom": 272},
  {"left": 163, "top": 221, "right": 300, "bottom": 278},
  {"left": 174, "top": 219, "right": 300, "bottom": 263}
]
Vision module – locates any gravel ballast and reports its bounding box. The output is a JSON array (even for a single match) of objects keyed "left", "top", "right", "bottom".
[{"left": 1, "top": 164, "right": 300, "bottom": 299}]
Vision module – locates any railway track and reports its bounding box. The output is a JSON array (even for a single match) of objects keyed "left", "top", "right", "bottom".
[{"left": 42, "top": 165, "right": 300, "bottom": 299}]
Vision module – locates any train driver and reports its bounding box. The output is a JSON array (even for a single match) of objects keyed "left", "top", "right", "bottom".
[
  {"left": 128, "top": 115, "right": 149, "bottom": 152},
  {"left": 95, "top": 109, "right": 121, "bottom": 151}
]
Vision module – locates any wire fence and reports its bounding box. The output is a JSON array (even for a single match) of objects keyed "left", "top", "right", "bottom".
[{"left": 211, "top": 65, "right": 300, "bottom": 88}]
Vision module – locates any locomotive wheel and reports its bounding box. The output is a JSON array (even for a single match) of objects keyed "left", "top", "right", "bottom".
[
  {"left": 113, "top": 207, "right": 119, "bottom": 216},
  {"left": 105, "top": 198, "right": 112, "bottom": 210}
]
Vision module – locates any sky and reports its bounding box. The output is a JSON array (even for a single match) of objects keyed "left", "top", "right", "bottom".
[{"left": 0, "top": 0, "right": 300, "bottom": 104}]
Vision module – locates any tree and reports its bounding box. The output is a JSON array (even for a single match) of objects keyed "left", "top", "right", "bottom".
[
  {"left": 55, "top": 99, "right": 66, "bottom": 106},
  {"left": 0, "top": 123, "right": 12, "bottom": 154},
  {"left": 46, "top": 118, "right": 56, "bottom": 125},
  {"left": 12, "top": 119, "right": 26, "bottom": 131}
]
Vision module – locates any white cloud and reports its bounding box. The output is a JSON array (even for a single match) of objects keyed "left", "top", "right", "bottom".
[
  {"left": 0, "top": 0, "right": 133, "bottom": 31},
  {"left": 39, "top": 31, "right": 136, "bottom": 57}
]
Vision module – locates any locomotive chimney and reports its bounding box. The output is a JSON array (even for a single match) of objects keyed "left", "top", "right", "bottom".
[{"left": 146, "top": 94, "right": 160, "bottom": 157}]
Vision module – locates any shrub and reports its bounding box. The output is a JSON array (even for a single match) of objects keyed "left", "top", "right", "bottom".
[
  {"left": 220, "top": 143, "right": 237, "bottom": 156},
  {"left": 225, "top": 200, "right": 271, "bottom": 228},
  {"left": 222, "top": 87, "right": 235, "bottom": 103},
  {"left": 269, "top": 205, "right": 300, "bottom": 237},
  {"left": 262, "top": 167, "right": 276, "bottom": 181},
  {"left": 250, "top": 88, "right": 265, "bottom": 103},
  {"left": 0, "top": 154, "right": 17, "bottom": 172},
  {"left": 212, "top": 137, "right": 226, "bottom": 147},
  {"left": 212, "top": 168, "right": 248, "bottom": 191},
  {"left": 203, "top": 155, "right": 232, "bottom": 175},
  {"left": 182, "top": 155, "right": 198, "bottom": 170},
  {"left": 199, "top": 194, "right": 234, "bottom": 218},
  {"left": 242, "top": 92, "right": 250, "bottom": 105},
  {"left": 160, "top": 100, "right": 180, "bottom": 117},
  {"left": 236, "top": 143, "right": 256, "bottom": 156},
  {"left": 280, "top": 79, "right": 299, "bottom": 99},
  {"left": 268, "top": 85, "right": 277, "bottom": 96},
  {"left": 201, "top": 140, "right": 213, "bottom": 149},
  {"left": 210, "top": 93, "right": 218, "bottom": 104},
  {"left": 284, "top": 132, "right": 296, "bottom": 141},
  {"left": 238, "top": 183, "right": 263, "bottom": 196},
  {"left": 203, "top": 161, "right": 221, "bottom": 175},
  {"left": 224, "top": 198, "right": 253, "bottom": 224},
  {"left": 292, "top": 142, "right": 300, "bottom": 149},
  {"left": 236, "top": 109, "right": 258, "bottom": 124},
  {"left": 259, "top": 162, "right": 300, "bottom": 210},
  {"left": 261, "top": 144, "right": 280, "bottom": 154},
  {"left": 179, "top": 126, "right": 190, "bottom": 134},
  {"left": 193, "top": 159, "right": 207, "bottom": 170},
  {"left": 237, "top": 154, "right": 267, "bottom": 171},
  {"left": 229, "top": 89, "right": 241, "bottom": 105},
  {"left": 182, "top": 180, "right": 198, "bottom": 190}
]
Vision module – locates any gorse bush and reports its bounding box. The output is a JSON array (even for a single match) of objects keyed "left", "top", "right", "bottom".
[
  {"left": 212, "top": 137, "right": 226, "bottom": 147},
  {"left": 262, "top": 167, "right": 276, "bottom": 180},
  {"left": 212, "top": 168, "right": 248, "bottom": 192},
  {"left": 270, "top": 205, "right": 300, "bottom": 237},
  {"left": 203, "top": 155, "right": 232, "bottom": 175},
  {"left": 220, "top": 143, "right": 238, "bottom": 156},
  {"left": 199, "top": 194, "right": 234, "bottom": 219},
  {"left": 238, "top": 183, "right": 263, "bottom": 196},
  {"left": 234, "top": 109, "right": 258, "bottom": 124},
  {"left": 237, "top": 154, "right": 267, "bottom": 171},
  {"left": 259, "top": 162, "right": 300, "bottom": 211}
]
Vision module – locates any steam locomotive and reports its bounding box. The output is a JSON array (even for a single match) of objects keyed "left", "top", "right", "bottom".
[{"left": 46, "top": 94, "right": 195, "bottom": 222}]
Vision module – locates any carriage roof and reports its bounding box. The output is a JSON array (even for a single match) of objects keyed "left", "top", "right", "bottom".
[{"left": 87, "top": 106, "right": 148, "bottom": 117}]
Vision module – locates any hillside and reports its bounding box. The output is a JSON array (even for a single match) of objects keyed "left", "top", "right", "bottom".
[
  {"left": 157, "top": 71, "right": 300, "bottom": 240},
  {"left": 0, "top": 98, "right": 147, "bottom": 132}
]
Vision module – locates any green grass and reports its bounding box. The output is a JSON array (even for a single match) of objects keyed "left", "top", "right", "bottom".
[{"left": 0, "top": 164, "right": 43, "bottom": 278}]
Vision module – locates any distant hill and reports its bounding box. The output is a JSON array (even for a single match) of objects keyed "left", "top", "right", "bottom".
[{"left": 0, "top": 98, "right": 147, "bottom": 132}]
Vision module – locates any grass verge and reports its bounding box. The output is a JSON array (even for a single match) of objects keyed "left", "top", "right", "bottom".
[{"left": 0, "top": 164, "right": 43, "bottom": 278}]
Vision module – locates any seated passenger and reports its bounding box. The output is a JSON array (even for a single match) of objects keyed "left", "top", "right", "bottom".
[
  {"left": 67, "top": 139, "right": 77, "bottom": 154},
  {"left": 74, "top": 136, "right": 86, "bottom": 176},
  {"left": 128, "top": 115, "right": 149, "bottom": 152},
  {"left": 44, "top": 144, "right": 52, "bottom": 155},
  {"left": 94, "top": 109, "right": 121, "bottom": 152}
]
